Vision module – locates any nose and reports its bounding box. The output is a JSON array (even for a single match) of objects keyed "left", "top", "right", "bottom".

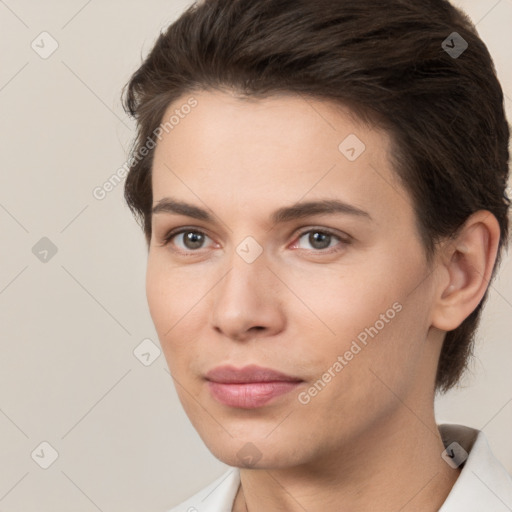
[{"left": 210, "top": 251, "right": 286, "bottom": 342}]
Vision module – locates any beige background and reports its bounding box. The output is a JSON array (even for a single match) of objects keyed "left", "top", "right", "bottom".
[{"left": 0, "top": 1, "right": 511, "bottom": 510}]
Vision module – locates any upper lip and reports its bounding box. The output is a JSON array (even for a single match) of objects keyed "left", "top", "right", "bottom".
[{"left": 205, "top": 364, "right": 303, "bottom": 384}]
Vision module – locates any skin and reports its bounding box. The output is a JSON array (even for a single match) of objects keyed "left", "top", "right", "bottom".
[{"left": 146, "top": 90, "right": 500, "bottom": 511}]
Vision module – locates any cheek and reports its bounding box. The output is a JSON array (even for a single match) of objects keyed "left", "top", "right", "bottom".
[
  {"left": 145, "top": 258, "right": 201, "bottom": 370},
  {"left": 337, "top": 283, "right": 431, "bottom": 402},
  {"left": 146, "top": 255, "right": 201, "bottom": 333},
  {"left": 292, "top": 297, "right": 425, "bottom": 434},
  {"left": 145, "top": 260, "right": 169, "bottom": 333},
  {"left": 284, "top": 262, "right": 404, "bottom": 346},
  {"left": 287, "top": 251, "right": 430, "bottom": 377}
]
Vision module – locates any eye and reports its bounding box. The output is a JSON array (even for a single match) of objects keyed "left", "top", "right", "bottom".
[
  {"left": 292, "top": 228, "right": 350, "bottom": 252},
  {"left": 159, "top": 226, "right": 350, "bottom": 255},
  {"left": 162, "top": 228, "right": 216, "bottom": 252}
]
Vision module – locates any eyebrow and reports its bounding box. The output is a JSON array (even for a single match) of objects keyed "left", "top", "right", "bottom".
[{"left": 151, "top": 197, "right": 372, "bottom": 224}]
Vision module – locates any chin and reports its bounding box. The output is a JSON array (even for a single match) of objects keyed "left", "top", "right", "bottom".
[{"left": 200, "top": 431, "right": 308, "bottom": 470}]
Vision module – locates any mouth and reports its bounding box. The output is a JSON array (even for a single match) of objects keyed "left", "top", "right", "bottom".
[{"left": 205, "top": 364, "right": 304, "bottom": 409}]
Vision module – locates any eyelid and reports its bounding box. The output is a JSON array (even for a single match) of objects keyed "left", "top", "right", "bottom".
[
  {"left": 158, "top": 225, "right": 353, "bottom": 253},
  {"left": 293, "top": 226, "right": 352, "bottom": 242},
  {"left": 158, "top": 226, "right": 216, "bottom": 250},
  {"left": 289, "top": 226, "right": 352, "bottom": 253}
]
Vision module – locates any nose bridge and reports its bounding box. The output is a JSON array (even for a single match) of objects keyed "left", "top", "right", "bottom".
[
  {"left": 217, "top": 244, "right": 269, "bottom": 308},
  {"left": 210, "top": 240, "right": 284, "bottom": 339}
]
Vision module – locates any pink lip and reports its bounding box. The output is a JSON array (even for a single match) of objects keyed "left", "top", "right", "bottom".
[{"left": 205, "top": 365, "right": 303, "bottom": 409}]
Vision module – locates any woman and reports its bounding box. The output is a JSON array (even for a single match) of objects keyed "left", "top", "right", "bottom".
[{"left": 122, "top": 0, "right": 512, "bottom": 510}]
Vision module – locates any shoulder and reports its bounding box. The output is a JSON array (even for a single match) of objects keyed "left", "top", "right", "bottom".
[
  {"left": 166, "top": 468, "right": 240, "bottom": 512},
  {"left": 438, "top": 423, "right": 512, "bottom": 511}
]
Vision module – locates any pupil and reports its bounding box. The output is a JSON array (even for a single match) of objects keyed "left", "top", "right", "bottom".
[
  {"left": 185, "top": 231, "right": 204, "bottom": 249},
  {"left": 309, "top": 232, "right": 330, "bottom": 249}
]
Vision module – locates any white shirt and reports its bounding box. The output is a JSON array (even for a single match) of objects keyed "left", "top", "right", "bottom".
[{"left": 167, "top": 423, "right": 512, "bottom": 511}]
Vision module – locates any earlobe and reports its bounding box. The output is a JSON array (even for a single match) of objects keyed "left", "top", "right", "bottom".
[{"left": 431, "top": 211, "right": 500, "bottom": 332}]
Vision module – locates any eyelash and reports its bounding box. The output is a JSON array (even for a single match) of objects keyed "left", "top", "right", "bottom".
[{"left": 159, "top": 226, "right": 352, "bottom": 255}]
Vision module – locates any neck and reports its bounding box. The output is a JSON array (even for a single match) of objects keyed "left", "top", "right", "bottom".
[{"left": 233, "top": 411, "right": 460, "bottom": 512}]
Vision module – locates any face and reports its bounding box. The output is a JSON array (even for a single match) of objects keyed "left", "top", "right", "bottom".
[{"left": 147, "top": 90, "right": 441, "bottom": 471}]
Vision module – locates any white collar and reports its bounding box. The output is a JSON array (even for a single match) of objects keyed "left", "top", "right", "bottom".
[
  {"left": 438, "top": 423, "right": 512, "bottom": 511},
  {"left": 168, "top": 423, "right": 512, "bottom": 511}
]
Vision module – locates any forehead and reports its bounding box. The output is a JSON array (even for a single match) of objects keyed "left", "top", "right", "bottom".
[{"left": 151, "top": 90, "right": 411, "bottom": 227}]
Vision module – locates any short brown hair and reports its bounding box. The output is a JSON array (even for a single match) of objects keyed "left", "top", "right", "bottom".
[{"left": 122, "top": 0, "right": 510, "bottom": 393}]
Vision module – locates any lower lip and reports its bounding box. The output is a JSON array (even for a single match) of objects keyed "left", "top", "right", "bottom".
[{"left": 207, "top": 381, "right": 302, "bottom": 409}]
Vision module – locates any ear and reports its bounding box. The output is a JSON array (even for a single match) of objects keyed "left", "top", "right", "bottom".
[{"left": 431, "top": 210, "right": 501, "bottom": 332}]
